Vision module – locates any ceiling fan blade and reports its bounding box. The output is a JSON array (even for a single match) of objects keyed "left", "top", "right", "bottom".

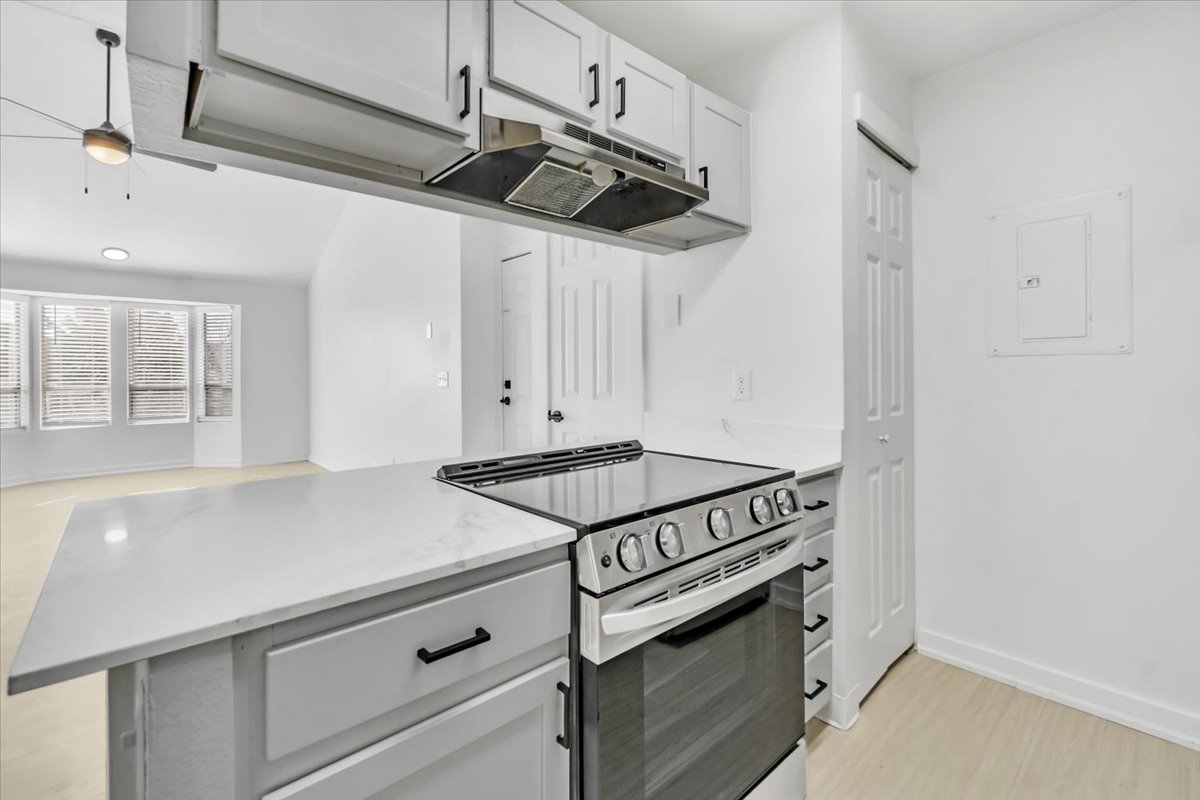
[
  {"left": 134, "top": 147, "right": 218, "bottom": 172},
  {"left": 0, "top": 134, "right": 79, "bottom": 140},
  {"left": 0, "top": 97, "right": 84, "bottom": 134}
]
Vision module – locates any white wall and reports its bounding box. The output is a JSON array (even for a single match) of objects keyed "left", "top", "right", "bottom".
[
  {"left": 309, "top": 195, "right": 463, "bottom": 471},
  {"left": 642, "top": 11, "right": 846, "bottom": 432},
  {"left": 0, "top": 261, "right": 308, "bottom": 484},
  {"left": 460, "top": 216, "right": 503, "bottom": 456},
  {"left": 912, "top": 0, "right": 1200, "bottom": 746}
]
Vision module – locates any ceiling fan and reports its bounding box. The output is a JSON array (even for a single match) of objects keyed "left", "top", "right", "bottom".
[{"left": 0, "top": 28, "right": 216, "bottom": 173}]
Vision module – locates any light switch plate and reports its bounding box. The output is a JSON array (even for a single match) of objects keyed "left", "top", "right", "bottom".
[{"left": 436, "top": 371, "right": 449, "bottom": 388}]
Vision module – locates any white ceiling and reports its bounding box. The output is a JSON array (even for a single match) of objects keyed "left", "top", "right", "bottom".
[
  {"left": 0, "top": 1, "right": 349, "bottom": 283},
  {"left": 565, "top": 0, "right": 1129, "bottom": 79}
]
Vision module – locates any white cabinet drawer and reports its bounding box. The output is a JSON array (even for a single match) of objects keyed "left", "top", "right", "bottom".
[
  {"left": 798, "top": 474, "right": 837, "bottom": 534},
  {"left": 264, "top": 658, "right": 570, "bottom": 800},
  {"left": 264, "top": 562, "right": 570, "bottom": 760},
  {"left": 804, "top": 641, "right": 832, "bottom": 722},
  {"left": 803, "top": 583, "right": 832, "bottom": 654},
  {"left": 802, "top": 529, "right": 833, "bottom": 593}
]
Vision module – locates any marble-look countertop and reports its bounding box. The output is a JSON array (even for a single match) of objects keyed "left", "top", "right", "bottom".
[{"left": 8, "top": 460, "right": 574, "bottom": 694}]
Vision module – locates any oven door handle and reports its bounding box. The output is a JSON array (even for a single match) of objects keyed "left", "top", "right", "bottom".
[{"left": 600, "top": 533, "right": 807, "bottom": 635}]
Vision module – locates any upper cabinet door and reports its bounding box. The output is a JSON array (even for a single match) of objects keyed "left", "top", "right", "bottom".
[
  {"left": 606, "top": 35, "right": 688, "bottom": 160},
  {"left": 490, "top": 1, "right": 602, "bottom": 121},
  {"left": 216, "top": 1, "right": 481, "bottom": 138},
  {"left": 690, "top": 83, "right": 752, "bottom": 226}
]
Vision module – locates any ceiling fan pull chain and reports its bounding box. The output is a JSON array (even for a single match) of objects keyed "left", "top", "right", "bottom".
[
  {"left": 126, "top": 162, "right": 131, "bottom": 201},
  {"left": 82, "top": 149, "right": 89, "bottom": 195}
]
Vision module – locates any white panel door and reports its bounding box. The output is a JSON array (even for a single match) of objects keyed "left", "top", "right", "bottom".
[
  {"left": 490, "top": 0, "right": 602, "bottom": 121},
  {"left": 502, "top": 253, "right": 538, "bottom": 450},
  {"left": 857, "top": 136, "right": 915, "bottom": 695},
  {"left": 606, "top": 35, "right": 688, "bottom": 160},
  {"left": 216, "top": 0, "right": 480, "bottom": 138},
  {"left": 547, "top": 236, "right": 643, "bottom": 446},
  {"left": 690, "top": 83, "right": 752, "bottom": 226}
]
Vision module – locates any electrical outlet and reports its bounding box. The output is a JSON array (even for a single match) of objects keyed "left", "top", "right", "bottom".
[{"left": 733, "top": 369, "right": 752, "bottom": 400}]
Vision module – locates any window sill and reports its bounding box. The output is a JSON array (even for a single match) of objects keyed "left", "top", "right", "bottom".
[
  {"left": 40, "top": 422, "right": 112, "bottom": 431},
  {"left": 128, "top": 417, "right": 190, "bottom": 426},
  {"left": 197, "top": 416, "right": 235, "bottom": 423},
  {"left": 1, "top": 425, "right": 29, "bottom": 435}
]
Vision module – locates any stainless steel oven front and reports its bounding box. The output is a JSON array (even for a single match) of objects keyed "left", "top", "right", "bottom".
[{"left": 577, "top": 516, "right": 808, "bottom": 800}]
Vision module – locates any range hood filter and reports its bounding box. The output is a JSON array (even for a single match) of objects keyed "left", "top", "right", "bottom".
[{"left": 505, "top": 161, "right": 604, "bottom": 218}]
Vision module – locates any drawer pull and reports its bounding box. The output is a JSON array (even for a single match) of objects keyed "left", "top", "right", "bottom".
[
  {"left": 803, "top": 557, "right": 829, "bottom": 573},
  {"left": 805, "top": 679, "right": 828, "bottom": 700},
  {"left": 416, "top": 627, "right": 491, "bottom": 664},
  {"left": 804, "top": 500, "right": 830, "bottom": 511},
  {"left": 556, "top": 681, "right": 571, "bottom": 750},
  {"left": 804, "top": 614, "right": 829, "bottom": 633}
]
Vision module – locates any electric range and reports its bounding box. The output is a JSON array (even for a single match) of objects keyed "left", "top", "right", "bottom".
[{"left": 439, "top": 440, "right": 811, "bottom": 800}]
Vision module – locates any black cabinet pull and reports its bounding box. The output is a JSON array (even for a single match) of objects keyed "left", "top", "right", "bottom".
[
  {"left": 417, "top": 627, "right": 490, "bottom": 664},
  {"left": 804, "top": 614, "right": 829, "bottom": 633},
  {"left": 804, "top": 500, "right": 830, "bottom": 511},
  {"left": 698, "top": 166, "right": 708, "bottom": 189},
  {"left": 804, "top": 679, "right": 828, "bottom": 700},
  {"left": 589, "top": 63, "right": 599, "bottom": 108},
  {"left": 548, "top": 409, "right": 564, "bottom": 423},
  {"left": 500, "top": 396, "right": 511, "bottom": 406},
  {"left": 459, "top": 64, "right": 471, "bottom": 119},
  {"left": 803, "top": 557, "right": 829, "bottom": 573},
  {"left": 556, "top": 682, "right": 571, "bottom": 750},
  {"left": 615, "top": 77, "right": 626, "bottom": 118}
]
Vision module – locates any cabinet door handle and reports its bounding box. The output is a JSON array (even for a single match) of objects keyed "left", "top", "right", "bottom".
[
  {"left": 416, "top": 627, "right": 490, "bottom": 664},
  {"left": 803, "top": 557, "right": 829, "bottom": 573},
  {"left": 589, "top": 63, "right": 599, "bottom": 108},
  {"left": 698, "top": 166, "right": 708, "bottom": 189},
  {"left": 805, "top": 679, "right": 829, "bottom": 700},
  {"left": 615, "top": 77, "right": 626, "bottom": 118},
  {"left": 804, "top": 613, "right": 829, "bottom": 633},
  {"left": 555, "top": 681, "right": 571, "bottom": 750},
  {"left": 803, "top": 500, "right": 830, "bottom": 511},
  {"left": 459, "top": 64, "right": 471, "bottom": 119}
]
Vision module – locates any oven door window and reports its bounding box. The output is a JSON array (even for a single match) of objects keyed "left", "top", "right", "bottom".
[{"left": 583, "top": 563, "right": 807, "bottom": 800}]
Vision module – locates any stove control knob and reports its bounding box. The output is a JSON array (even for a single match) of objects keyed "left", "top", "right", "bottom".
[
  {"left": 617, "top": 533, "right": 647, "bottom": 572},
  {"left": 774, "top": 488, "right": 797, "bottom": 516},
  {"left": 750, "top": 495, "right": 775, "bottom": 525},
  {"left": 656, "top": 522, "right": 684, "bottom": 558},
  {"left": 708, "top": 507, "right": 734, "bottom": 540}
]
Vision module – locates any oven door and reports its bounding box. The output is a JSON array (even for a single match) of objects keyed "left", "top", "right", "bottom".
[{"left": 580, "top": 535, "right": 807, "bottom": 800}]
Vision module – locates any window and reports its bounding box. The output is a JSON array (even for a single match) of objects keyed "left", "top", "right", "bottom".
[
  {"left": 128, "top": 307, "right": 190, "bottom": 422},
  {"left": 41, "top": 303, "right": 111, "bottom": 426},
  {"left": 0, "top": 297, "right": 26, "bottom": 429},
  {"left": 200, "top": 308, "right": 233, "bottom": 418}
]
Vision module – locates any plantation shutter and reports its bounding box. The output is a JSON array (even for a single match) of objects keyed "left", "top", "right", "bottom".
[
  {"left": 41, "top": 303, "right": 111, "bottom": 426},
  {"left": 201, "top": 308, "right": 233, "bottom": 418},
  {"left": 0, "top": 298, "right": 24, "bottom": 429},
  {"left": 128, "top": 307, "right": 190, "bottom": 421}
]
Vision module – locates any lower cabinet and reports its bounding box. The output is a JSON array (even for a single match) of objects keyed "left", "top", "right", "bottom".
[{"left": 263, "top": 657, "right": 571, "bottom": 800}]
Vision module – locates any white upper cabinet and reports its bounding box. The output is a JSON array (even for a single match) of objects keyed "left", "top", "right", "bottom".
[
  {"left": 690, "top": 83, "right": 752, "bottom": 227},
  {"left": 215, "top": 0, "right": 481, "bottom": 138},
  {"left": 490, "top": 1, "right": 602, "bottom": 121},
  {"left": 605, "top": 35, "right": 689, "bottom": 160}
]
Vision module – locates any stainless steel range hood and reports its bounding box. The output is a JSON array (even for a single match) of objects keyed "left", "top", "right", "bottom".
[{"left": 429, "top": 115, "right": 709, "bottom": 236}]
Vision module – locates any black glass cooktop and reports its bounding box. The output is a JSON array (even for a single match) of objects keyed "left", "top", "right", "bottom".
[{"left": 438, "top": 441, "right": 791, "bottom": 532}]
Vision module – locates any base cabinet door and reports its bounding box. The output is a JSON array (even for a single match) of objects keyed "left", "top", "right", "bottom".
[
  {"left": 490, "top": 0, "right": 601, "bottom": 121},
  {"left": 605, "top": 35, "right": 688, "bottom": 159},
  {"left": 690, "top": 83, "right": 752, "bottom": 226},
  {"left": 263, "top": 658, "right": 571, "bottom": 800},
  {"left": 215, "top": 0, "right": 481, "bottom": 137}
]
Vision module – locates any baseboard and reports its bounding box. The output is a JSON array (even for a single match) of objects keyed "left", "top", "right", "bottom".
[
  {"left": 1, "top": 460, "right": 194, "bottom": 488},
  {"left": 917, "top": 628, "right": 1200, "bottom": 750}
]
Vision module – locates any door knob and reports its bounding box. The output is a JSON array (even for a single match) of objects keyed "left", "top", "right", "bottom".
[
  {"left": 879, "top": 434, "right": 890, "bottom": 444},
  {"left": 548, "top": 410, "right": 565, "bottom": 423},
  {"left": 500, "top": 396, "right": 511, "bottom": 406}
]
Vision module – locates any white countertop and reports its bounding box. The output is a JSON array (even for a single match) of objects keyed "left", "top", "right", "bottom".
[{"left": 8, "top": 460, "right": 574, "bottom": 694}]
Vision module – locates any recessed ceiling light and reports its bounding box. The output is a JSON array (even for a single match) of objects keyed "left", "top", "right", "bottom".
[{"left": 101, "top": 247, "right": 129, "bottom": 261}]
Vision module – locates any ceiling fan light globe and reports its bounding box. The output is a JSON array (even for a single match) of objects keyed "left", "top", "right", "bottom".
[{"left": 82, "top": 129, "right": 131, "bottom": 165}]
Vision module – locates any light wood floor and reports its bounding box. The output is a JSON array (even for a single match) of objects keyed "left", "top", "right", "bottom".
[
  {"left": 2, "top": 466, "right": 1197, "bottom": 800},
  {"left": 0, "top": 463, "right": 325, "bottom": 800}
]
